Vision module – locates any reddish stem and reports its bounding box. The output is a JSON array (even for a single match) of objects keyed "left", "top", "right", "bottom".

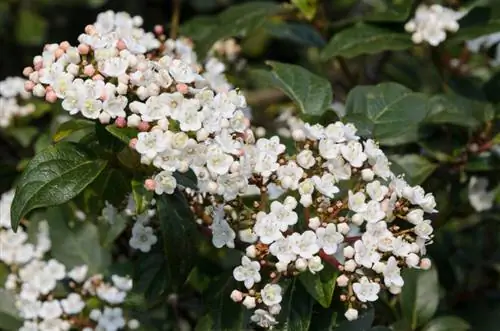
[{"left": 319, "top": 249, "right": 342, "bottom": 269}]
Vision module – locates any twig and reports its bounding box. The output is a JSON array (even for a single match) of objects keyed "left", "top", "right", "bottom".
[{"left": 170, "top": 0, "right": 181, "bottom": 40}]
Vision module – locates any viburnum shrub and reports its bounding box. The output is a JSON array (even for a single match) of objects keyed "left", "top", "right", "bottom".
[{"left": 1, "top": 1, "right": 500, "bottom": 330}]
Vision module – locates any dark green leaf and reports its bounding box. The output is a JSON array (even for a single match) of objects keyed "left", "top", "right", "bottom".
[
  {"left": 370, "top": 327, "right": 392, "bottom": 331},
  {"left": 278, "top": 279, "right": 314, "bottom": 331},
  {"left": 292, "top": 0, "right": 317, "bottom": 20},
  {"left": 335, "top": 307, "right": 375, "bottom": 331},
  {"left": 265, "top": 61, "right": 333, "bottom": 116},
  {"left": 131, "top": 179, "right": 154, "bottom": 215},
  {"left": 264, "top": 22, "right": 326, "bottom": 47},
  {"left": 400, "top": 267, "right": 440, "bottom": 329},
  {"left": 321, "top": 24, "right": 412, "bottom": 60},
  {"left": 421, "top": 316, "right": 470, "bottom": 331},
  {"left": 6, "top": 126, "right": 38, "bottom": 148},
  {"left": 308, "top": 305, "right": 337, "bottom": 331},
  {"left": 173, "top": 170, "right": 198, "bottom": 190},
  {"left": 389, "top": 155, "right": 438, "bottom": 185},
  {"left": 105, "top": 124, "right": 139, "bottom": 144},
  {"left": 448, "top": 7, "right": 500, "bottom": 43},
  {"left": 99, "top": 208, "right": 128, "bottom": 248},
  {"left": 344, "top": 82, "right": 429, "bottom": 145},
  {"left": 426, "top": 94, "right": 483, "bottom": 128},
  {"left": 136, "top": 243, "right": 169, "bottom": 302},
  {"left": 363, "top": 0, "right": 413, "bottom": 22},
  {"left": 47, "top": 206, "right": 111, "bottom": 274},
  {"left": 11, "top": 142, "right": 107, "bottom": 230},
  {"left": 299, "top": 263, "right": 338, "bottom": 308},
  {"left": 0, "top": 290, "right": 23, "bottom": 331},
  {"left": 157, "top": 192, "right": 199, "bottom": 291},
  {"left": 53, "top": 119, "right": 95, "bottom": 143}
]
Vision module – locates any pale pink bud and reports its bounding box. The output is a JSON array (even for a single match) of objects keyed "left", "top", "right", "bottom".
[
  {"left": 99, "top": 112, "right": 111, "bottom": 124},
  {"left": 118, "top": 74, "right": 129, "bottom": 84},
  {"left": 92, "top": 74, "right": 104, "bottom": 81},
  {"left": 59, "top": 41, "right": 70, "bottom": 50},
  {"left": 34, "top": 62, "right": 43, "bottom": 71},
  {"left": 138, "top": 121, "right": 150, "bottom": 132},
  {"left": 45, "top": 90, "right": 57, "bottom": 103},
  {"left": 230, "top": 290, "right": 243, "bottom": 302},
  {"left": 55, "top": 48, "right": 64, "bottom": 59},
  {"left": 144, "top": 179, "right": 156, "bottom": 191},
  {"left": 176, "top": 83, "right": 189, "bottom": 94},
  {"left": 22, "top": 67, "right": 33, "bottom": 77},
  {"left": 24, "top": 81, "right": 35, "bottom": 92},
  {"left": 420, "top": 258, "right": 432, "bottom": 270},
  {"left": 336, "top": 274, "right": 349, "bottom": 287},
  {"left": 83, "top": 65, "right": 95, "bottom": 76},
  {"left": 154, "top": 25, "right": 164, "bottom": 35},
  {"left": 78, "top": 44, "right": 90, "bottom": 55},
  {"left": 116, "top": 39, "right": 127, "bottom": 50},
  {"left": 129, "top": 138, "right": 138, "bottom": 149},
  {"left": 115, "top": 117, "right": 127, "bottom": 128},
  {"left": 45, "top": 86, "right": 53, "bottom": 92},
  {"left": 84, "top": 24, "right": 96, "bottom": 35},
  {"left": 33, "top": 56, "right": 43, "bottom": 66}
]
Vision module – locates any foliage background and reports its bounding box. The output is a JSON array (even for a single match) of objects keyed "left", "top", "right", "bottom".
[{"left": 2, "top": 0, "right": 500, "bottom": 330}]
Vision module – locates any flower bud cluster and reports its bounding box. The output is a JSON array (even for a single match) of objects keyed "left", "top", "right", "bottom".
[
  {"left": 188, "top": 122, "right": 437, "bottom": 327},
  {"left": 0, "top": 77, "right": 35, "bottom": 128},
  {"left": 405, "top": 4, "right": 466, "bottom": 46},
  {"left": 0, "top": 191, "right": 138, "bottom": 331}
]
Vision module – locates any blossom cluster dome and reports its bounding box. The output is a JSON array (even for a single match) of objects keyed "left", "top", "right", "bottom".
[
  {"left": 405, "top": 4, "right": 466, "bottom": 46},
  {"left": 0, "top": 77, "right": 35, "bottom": 128}
]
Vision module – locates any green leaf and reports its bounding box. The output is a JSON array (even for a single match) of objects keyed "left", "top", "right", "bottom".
[
  {"left": 278, "top": 279, "right": 314, "bottom": 330},
  {"left": 99, "top": 208, "right": 128, "bottom": 248},
  {"left": 363, "top": 0, "right": 413, "bottom": 22},
  {"left": 47, "top": 206, "right": 111, "bottom": 274},
  {"left": 265, "top": 61, "right": 333, "bottom": 116},
  {"left": 53, "top": 119, "right": 95, "bottom": 143},
  {"left": 0, "top": 290, "right": 23, "bottom": 331},
  {"left": 195, "top": 273, "right": 248, "bottom": 331},
  {"left": 370, "top": 327, "right": 392, "bottom": 331},
  {"left": 173, "top": 170, "right": 198, "bottom": 190},
  {"left": 389, "top": 155, "right": 438, "bottom": 186},
  {"left": 10, "top": 142, "right": 107, "bottom": 230},
  {"left": 321, "top": 24, "right": 412, "bottom": 60},
  {"left": 292, "top": 0, "right": 317, "bottom": 20},
  {"left": 264, "top": 21, "right": 326, "bottom": 47},
  {"left": 344, "top": 82, "right": 429, "bottom": 145},
  {"left": 105, "top": 124, "right": 138, "bottom": 144},
  {"left": 308, "top": 305, "right": 337, "bottom": 331},
  {"left": 136, "top": 244, "right": 169, "bottom": 302},
  {"left": 335, "top": 307, "right": 375, "bottom": 331},
  {"left": 6, "top": 126, "right": 38, "bottom": 147},
  {"left": 157, "top": 192, "right": 199, "bottom": 291},
  {"left": 421, "top": 316, "right": 470, "bottom": 331},
  {"left": 299, "top": 264, "right": 338, "bottom": 308},
  {"left": 448, "top": 7, "right": 500, "bottom": 43},
  {"left": 426, "top": 94, "right": 482, "bottom": 128},
  {"left": 131, "top": 179, "right": 154, "bottom": 215},
  {"left": 15, "top": 9, "right": 47, "bottom": 45},
  {"left": 400, "top": 267, "right": 440, "bottom": 329},
  {"left": 182, "top": 2, "right": 283, "bottom": 56}
]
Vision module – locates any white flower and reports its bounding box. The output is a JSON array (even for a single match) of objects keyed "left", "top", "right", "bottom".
[
  {"left": 169, "top": 59, "right": 197, "bottom": 83},
  {"left": 383, "top": 257, "right": 404, "bottom": 287},
  {"left": 354, "top": 239, "right": 380, "bottom": 268},
  {"left": 277, "top": 161, "right": 304, "bottom": 190},
  {"left": 253, "top": 211, "right": 283, "bottom": 244},
  {"left": 211, "top": 205, "right": 236, "bottom": 248},
  {"left": 61, "top": 293, "right": 85, "bottom": 314},
  {"left": 296, "top": 150, "right": 316, "bottom": 169},
  {"left": 129, "top": 222, "right": 157, "bottom": 252},
  {"left": 312, "top": 173, "right": 339, "bottom": 198},
  {"left": 153, "top": 171, "right": 177, "bottom": 195},
  {"left": 97, "top": 284, "right": 127, "bottom": 304},
  {"left": 101, "top": 57, "right": 129, "bottom": 77},
  {"left": 39, "top": 300, "right": 63, "bottom": 320},
  {"left": 261, "top": 284, "right": 282, "bottom": 306},
  {"left": 242, "top": 296, "right": 256, "bottom": 309},
  {"left": 345, "top": 308, "right": 358, "bottom": 321},
  {"left": 207, "top": 150, "right": 234, "bottom": 175},
  {"left": 38, "top": 319, "right": 70, "bottom": 331},
  {"left": 68, "top": 265, "right": 88, "bottom": 283},
  {"left": 45, "top": 259, "right": 66, "bottom": 280},
  {"left": 318, "top": 138, "right": 341, "bottom": 159},
  {"left": 308, "top": 255, "right": 324, "bottom": 274},
  {"left": 97, "top": 307, "right": 126, "bottom": 331},
  {"left": 316, "top": 224, "right": 343, "bottom": 255},
  {"left": 348, "top": 191, "right": 367, "bottom": 213},
  {"left": 269, "top": 237, "right": 297, "bottom": 264},
  {"left": 366, "top": 181, "right": 388, "bottom": 202},
  {"left": 291, "top": 231, "right": 320, "bottom": 259},
  {"left": 250, "top": 309, "right": 278, "bottom": 328},
  {"left": 468, "top": 176, "right": 495, "bottom": 212},
  {"left": 341, "top": 141, "right": 367, "bottom": 167},
  {"left": 352, "top": 276, "right": 380, "bottom": 302},
  {"left": 362, "top": 201, "right": 386, "bottom": 223},
  {"left": 406, "top": 209, "right": 424, "bottom": 225},
  {"left": 414, "top": 219, "right": 433, "bottom": 239},
  {"left": 111, "top": 275, "right": 133, "bottom": 291},
  {"left": 269, "top": 201, "right": 298, "bottom": 232},
  {"left": 233, "top": 256, "right": 261, "bottom": 289}
]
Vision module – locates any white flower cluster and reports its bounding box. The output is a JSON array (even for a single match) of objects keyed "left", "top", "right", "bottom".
[
  {"left": 466, "top": 32, "right": 500, "bottom": 66},
  {"left": 0, "top": 77, "right": 35, "bottom": 128},
  {"left": 468, "top": 176, "right": 496, "bottom": 212},
  {"left": 405, "top": 4, "right": 466, "bottom": 46},
  {"left": 0, "top": 191, "right": 138, "bottom": 331},
  {"left": 192, "top": 122, "right": 437, "bottom": 327}
]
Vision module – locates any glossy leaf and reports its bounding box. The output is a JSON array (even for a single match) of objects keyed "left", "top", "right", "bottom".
[
  {"left": 10, "top": 142, "right": 107, "bottom": 230},
  {"left": 157, "top": 192, "right": 199, "bottom": 291},
  {"left": 321, "top": 24, "right": 412, "bottom": 60},
  {"left": 344, "top": 82, "right": 429, "bottom": 145},
  {"left": 278, "top": 279, "right": 314, "bottom": 331},
  {"left": 0, "top": 290, "right": 23, "bottom": 331},
  {"left": 421, "top": 316, "right": 470, "bottom": 331},
  {"left": 105, "top": 124, "right": 139, "bottom": 144},
  {"left": 389, "top": 155, "right": 438, "bottom": 186},
  {"left": 265, "top": 61, "right": 333, "bottom": 116},
  {"left": 264, "top": 22, "right": 326, "bottom": 47},
  {"left": 53, "top": 119, "right": 95, "bottom": 143},
  {"left": 136, "top": 243, "right": 169, "bottom": 302},
  {"left": 47, "top": 206, "right": 111, "bottom": 274},
  {"left": 426, "top": 95, "right": 482, "bottom": 128},
  {"left": 363, "top": 0, "right": 413, "bottom": 22},
  {"left": 400, "top": 267, "right": 440, "bottom": 329},
  {"left": 299, "top": 263, "right": 338, "bottom": 308}
]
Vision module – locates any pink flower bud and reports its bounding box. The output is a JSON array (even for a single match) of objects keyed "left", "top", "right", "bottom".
[
  {"left": 176, "top": 83, "right": 189, "bottom": 94},
  {"left": 92, "top": 74, "right": 104, "bottom": 81},
  {"left": 129, "top": 138, "right": 138, "bottom": 149},
  {"left": 45, "top": 91, "right": 57, "bottom": 103},
  {"left": 116, "top": 39, "right": 127, "bottom": 50},
  {"left": 55, "top": 48, "right": 65, "bottom": 59},
  {"left": 24, "top": 81, "right": 35, "bottom": 92},
  {"left": 78, "top": 44, "right": 90, "bottom": 55},
  {"left": 45, "top": 85, "right": 53, "bottom": 92},
  {"left": 84, "top": 24, "right": 96, "bottom": 35},
  {"left": 230, "top": 290, "right": 243, "bottom": 302},
  {"left": 138, "top": 121, "right": 150, "bottom": 132},
  {"left": 34, "top": 62, "right": 43, "bottom": 71},
  {"left": 420, "top": 258, "right": 432, "bottom": 270},
  {"left": 154, "top": 25, "right": 164, "bottom": 35},
  {"left": 22, "top": 67, "right": 33, "bottom": 77},
  {"left": 83, "top": 65, "right": 95, "bottom": 76},
  {"left": 115, "top": 117, "right": 127, "bottom": 128},
  {"left": 144, "top": 179, "right": 156, "bottom": 191},
  {"left": 59, "top": 41, "right": 70, "bottom": 50}
]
